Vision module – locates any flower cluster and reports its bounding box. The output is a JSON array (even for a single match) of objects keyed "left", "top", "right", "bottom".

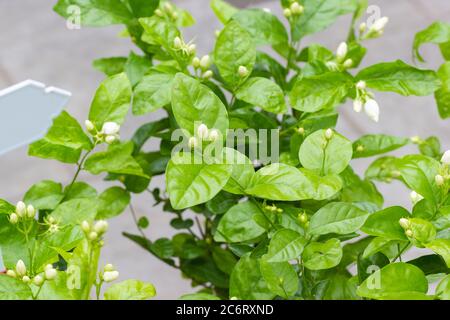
[
  {"left": 100, "top": 263, "right": 119, "bottom": 283},
  {"left": 85, "top": 120, "right": 120, "bottom": 144},
  {"left": 353, "top": 80, "right": 380, "bottom": 122},
  {"left": 326, "top": 42, "right": 354, "bottom": 71},
  {"left": 188, "top": 124, "right": 220, "bottom": 149},
  {"left": 191, "top": 54, "right": 213, "bottom": 79},
  {"left": 81, "top": 219, "right": 108, "bottom": 242},
  {"left": 154, "top": 2, "right": 178, "bottom": 21},
  {"left": 360, "top": 16, "right": 389, "bottom": 40},
  {"left": 283, "top": 1, "right": 304, "bottom": 18},
  {"left": 6, "top": 260, "right": 57, "bottom": 285},
  {"left": 173, "top": 36, "right": 196, "bottom": 57},
  {"left": 8, "top": 201, "right": 35, "bottom": 225}
]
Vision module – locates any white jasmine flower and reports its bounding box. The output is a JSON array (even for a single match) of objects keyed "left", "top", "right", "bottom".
[
  {"left": 353, "top": 99, "right": 363, "bottom": 113},
  {"left": 336, "top": 42, "right": 348, "bottom": 62},
  {"left": 238, "top": 65, "right": 249, "bottom": 77},
  {"left": 16, "top": 260, "right": 26, "bottom": 277},
  {"left": 441, "top": 150, "right": 450, "bottom": 165},
  {"left": 200, "top": 55, "right": 211, "bottom": 69},
  {"left": 197, "top": 124, "right": 209, "bottom": 140},
  {"left": 364, "top": 99, "right": 380, "bottom": 122},
  {"left": 101, "top": 122, "right": 120, "bottom": 135},
  {"left": 103, "top": 270, "right": 119, "bottom": 282},
  {"left": 16, "top": 201, "right": 26, "bottom": 218}
]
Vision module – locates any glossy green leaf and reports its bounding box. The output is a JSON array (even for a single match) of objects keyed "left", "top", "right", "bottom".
[
  {"left": 353, "top": 134, "right": 409, "bottom": 158},
  {"left": 426, "top": 239, "right": 450, "bottom": 267},
  {"left": 260, "top": 260, "right": 298, "bottom": 298},
  {"left": 214, "top": 20, "right": 256, "bottom": 88},
  {"left": 214, "top": 201, "right": 266, "bottom": 243},
  {"left": 0, "top": 275, "right": 32, "bottom": 300},
  {"left": 23, "top": 180, "right": 64, "bottom": 210},
  {"left": 289, "top": 72, "right": 353, "bottom": 112},
  {"left": 310, "top": 202, "right": 370, "bottom": 236},
  {"left": 210, "top": 0, "right": 238, "bottom": 24},
  {"left": 357, "top": 263, "right": 429, "bottom": 300},
  {"left": 104, "top": 280, "right": 156, "bottom": 300},
  {"left": 265, "top": 229, "right": 306, "bottom": 262},
  {"left": 50, "top": 198, "right": 98, "bottom": 225},
  {"left": 356, "top": 60, "right": 440, "bottom": 96},
  {"left": 299, "top": 129, "right": 353, "bottom": 175},
  {"left": 133, "top": 73, "right": 174, "bottom": 115},
  {"left": 362, "top": 206, "right": 410, "bottom": 240},
  {"left": 171, "top": 73, "right": 229, "bottom": 136},
  {"left": 236, "top": 77, "right": 286, "bottom": 114},
  {"left": 303, "top": 238, "right": 343, "bottom": 270},
  {"left": 435, "top": 62, "right": 450, "bottom": 119},
  {"left": 413, "top": 21, "right": 450, "bottom": 62},
  {"left": 96, "top": 187, "right": 130, "bottom": 219},
  {"left": 93, "top": 57, "right": 127, "bottom": 76},
  {"left": 88, "top": 73, "right": 132, "bottom": 127}
]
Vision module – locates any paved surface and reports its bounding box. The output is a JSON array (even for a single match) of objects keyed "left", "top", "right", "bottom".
[{"left": 0, "top": 0, "right": 449, "bottom": 299}]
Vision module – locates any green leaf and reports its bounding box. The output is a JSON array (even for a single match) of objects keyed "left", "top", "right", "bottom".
[
  {"left": 127, "top": 0, "right": 159, "bottom": 18},
  {"left": 397, "top": 155, "right": 441, "bottom": 205},
  {"left": 229, "top": 254, "right": 274, "bottom": 300},
  {"left": 292, "top": 0, "right": 353, "bottom": 41},
  {"left": 264, "top": 229, "right": 306, "bottom": 262},
  {"left": 50, "top": 198, "right": 98, "bottom": 225},
  {"left": 23, "top": 180, "right": 64, "bottom": 210},
  {"left": 301, "top": 169, "right": 343, "bottom": 200},
  {"left": 303, "top": 238, "right": 343, "bottom": 270},
  {"left": 44, "top": 111, "right": 92, "bottom": 151},
  {"left": 104, "top": 279, "right": 156, "bottom": 300},
  {"left": 171, "top": 73, "right": 229, "bottom": 136},
  {"left": 299, "top": 129, "right": 353, "bottom": 175},
  {"left": 222, "top": 150, "right": 255, "bottom": 195},
  {"left": 0, "top": 200, "right": 15, "bottom": 215},
  {"left": 29, "top": 139, "right": 81, "bottom": 164},
  {"left": 408, "top": 254, "right": 449, "bottom": 275},
  {"left": 210, "top": 0, "right": 238, "bottom": 24},
  {"left": 310, "top": 202, "right": 370, "bottom": 236},
  {"left": 356, "top": 60, "right": 441, "bottom": 96},
  {"left": 365, "top": 156, "right": 399, "bottom": 182},
  {"left": 84, "top": 142, "right": 147, "bottom": 178},
  {"left": 357, "top": 263, "right": 429, "bottom": 300},
  {"left": 353, "top": 134, "right": 409, "bottom": 158},
  {"left": 362, "top": 206, "right": 410, "bottom": 241},
  {"left": 88, "top": 73, "right": 132, "bottom": 127},
  {"left": 96, "top": 187, "right": 130, "bottom": 219},
  {"left": 131, "top": 118, "right": 169, "bottom": 152},
  {"left": 64, "top": 182, "right": 97, "bottom": 200},
  {"left": 339, "top": 167, "right": 383, "bottom": 208},
  {"left": 54, "top": 0, "right": 133, "bottom": 27},
  {"left": 435, "top": 62, "right": 450, "bottom": 119},
  {"left": 260, "top": 260, "right": 298, "bottom": 298},
  {"left": 289, "top": 72, "right": 353, "bottom": 112},
  {"left": 212, "top": 246, "right": 237, "bottom": 275},
  {"left": 93, "top": 57, "right": 127, "bottom": 76},
  {"left": 363, "top": 237, "right": 396, "bottom": 259},
  {"left": 245, "top": 164, "right": 315, "bottom": 201},
  {"left": 426, "top": 239, "right": 450, "bottom": 267},
  {"left": 231, "top": 9, "right": 289, "bottom": 49},
  {"left": 124, "top": 51, "right": 152, "bottom": 87},
  {"left": 166, "top": 152, "right": 232, "bottom": 210},
  {"left": 418, "top": 136, "right": 441, "bottom": 159},
  {"left": 0, "top": 275, "right": 32, "bottom": 300},
  {"left": 436, "top": 275, "right": 450, "bottom": 300},
  {"left": 214, "top": 201, "right": 266, "bottom": 243},
  {"left": 133, "top": 73, "right": 174, "bottom": 115},
  {"left": 214, "top": 20, "right": 256, "bottom": 88},
  {"left": 236, "top": 77, "right": 286, "bottom": 114},
  {"left": 413, "top": 21, "right": 450, "bottom": 62}
]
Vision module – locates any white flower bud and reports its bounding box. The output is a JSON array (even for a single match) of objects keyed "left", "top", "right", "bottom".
[
  {"left": 192, "top": 57, "right": 200, "bottom": 68},
  {"left": 405, "top": 229, "right": 413, "bottom": 238},
  {"left": 364, "top": 99, "right": 380, "bottom": 122},
  {"left": 9, "top": 213, "right": 18, "bottom": 224},
  {"left": 356, "top": 81, "right": 366, "bottom": 90},
  {"left": 101, "top": 122, "right": 120, "bottom": 135},
  {"left": 45, "top": 264, "right": 53, "bottom": 271},
  {"left": 325, "top": 128, "right": 333, "bottom": 140},
  {"left": 154, "top": 8, "right": 163, "bottom": 17},
  {"left": 171, "top": 11, "right": 178, "bottom": 20},
  {"left": 283, "top": 8, "right": 292, "bottom": 18},
  {"left": 173, "top": 36, "right": 182, "bottom": 49},
  {"left": 26, "top": 205, "right": 35, "bottom": 219},
  {"left": 163, "top": 2, "right": 173, "bottom": 12},
  {"left": 410, "top": 191, "right": 424, "bottom": 204},
  {"left": 45, "top": 268, "right": 57, "bottom": 280},
  {"left": 22, "top": 276, "right": 31, "bottom": 283},
  {"left": 105, "top": 135, "right": 116, "bottom": 144},
  {"left": 103, "top": 270, "right": 119, "bottom": 282},
  {"left": 343, "top": 59, "right": 353, "bottom": 68},
  {"left": 85, "top": 120, "right": 95, "bottom": 132},
  {"left": 372, "top": 17, "right": 389, "bottom": 32},
  {"left": 359, "top": 22, "right": 367, "bottom": 33},
  {"left": 188, "top": 137, "right": 198, "bottom": 148},
  {"left": 16, "top": 260, "right": 26, "bottom": 277},
  {"left": 238, "top": 65, "right": 249, "bottom": 78},
  {"left": 297, "top": 127, "right": 305, "bottom": 135},
  {"left": 336, "top": 42, "right": 348, "bottom": 62},
  {"left": 441, "top": 150, "right": 450, "bottom": 165},
  {"left": 81, "top": 220, "right": 90, "bottom": 233},
  {"left": 208, "top": 129, "right": 220, "bottom": 141},
  {"left": 202, "top": 70, "right": 213, "bottom": 79},
  {"left": 290, "top": 2, "right": 304, "bottom": 15},
  {"left": 104, "top": 264, "right": 115, "bottom": 272},
  {"left": 94, "top": 220, "right": 108, "bottom": 234},
  {"left": 197, "top": 124, "right": 209, "bottom": 140},
  {"left": 435, "top": 174, "right": 445, "bottom": 186},
  {"left": 353, "top": 99, "right": 363, "bottom": 113},
  {"left": 399, "top": 218, "right": 410, "bottom": 229},
  {"left": 262, "top": 8, "right": 271, "bottom": 13},
  {"left": 6, "top": 270, "right": 16, "bottom": 278},
  {"left": 187, "top": 44, "right": 196, "bottom": 55},
  {"left": 88, "top": 231, "right": 98, "bottom": 241},
  {"left": 200, "top": 55, "right": 211, "bottom": 69},
  {"left": 16, "top": 201, "right": 26, "bottom": 217},
  {"left": 33, "top": 275, "right": 44, "bottom": 286}
]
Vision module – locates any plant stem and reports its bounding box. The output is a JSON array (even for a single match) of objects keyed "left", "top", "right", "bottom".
[{"left": 63, "top": 148, "right": 94, "bottom": 201}]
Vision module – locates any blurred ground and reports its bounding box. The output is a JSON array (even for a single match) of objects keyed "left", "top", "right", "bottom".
[{"left": 0, "top": 0, "right": 449, "bottom": 299}]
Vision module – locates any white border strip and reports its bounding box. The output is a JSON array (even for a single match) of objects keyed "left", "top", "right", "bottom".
[{"left": 0, "top": 79, "right": 71, "bottom": 98}]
